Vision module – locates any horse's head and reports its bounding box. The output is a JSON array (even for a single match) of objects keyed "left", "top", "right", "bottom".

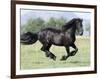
[
  {"left": 62, "top": 18, "right": 83, "bottom": 35},
  {"left": 75, "top": 18, "right": 83, "bottom": 35}
]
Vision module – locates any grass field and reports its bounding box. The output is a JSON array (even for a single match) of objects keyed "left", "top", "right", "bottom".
[{"left": 20, "top": 36, "right": 90, "bottom": 70}]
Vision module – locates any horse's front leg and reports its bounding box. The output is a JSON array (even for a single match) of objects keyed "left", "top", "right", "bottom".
[
  {"left": 60, "top": 46, "right": 70, "bottom": 60},
  {"left": 60, "top": 44, "right": 78, "bottom": 60},
  {"left": 70, "top": 44, "right": 78, "bottom": 56},
  {"left": 41, "top": 44, "right": 56, "bottom": 60}
]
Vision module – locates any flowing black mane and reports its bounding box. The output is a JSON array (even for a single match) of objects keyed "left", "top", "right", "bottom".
[{"left": 62, "top": 18, "right": 82, "bottom": 31}]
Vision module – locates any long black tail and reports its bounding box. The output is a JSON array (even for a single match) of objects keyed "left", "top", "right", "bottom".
[{"left": 20, "top": 32, "right": 38, "bottom": 45}]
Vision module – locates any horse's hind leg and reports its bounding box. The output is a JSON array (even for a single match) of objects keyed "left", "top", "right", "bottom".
[
  {"left": 41, "top": 44, "right": 56, "bottom": 60},
  {"left": 41, "top": 44, "right": 51, "bottom": 57}
]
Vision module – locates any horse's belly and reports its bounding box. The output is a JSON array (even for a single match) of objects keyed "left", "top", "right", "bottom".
[
  {"left": 52, "top": 36, "right": 64, "bottom": 46},
  {"left": 52, "top": 35, "right": 72, "bottom": 46},
  {"left": 52, "top": 43, "right": 64, "bottom": 46}
]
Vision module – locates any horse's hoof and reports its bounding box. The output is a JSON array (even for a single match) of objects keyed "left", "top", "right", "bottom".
[
  {"left": 70, "top": 51, "right": 76, "bottom": 56},
  {"left": 52, "top": 56, "right": 56, "bottom": 61},
  {"left": 60, "top": 55, "right": 67, "bottom": 61},
  {"left": 49, "top": 53, "right": 56, "bottom": 61},
  {"left": 45, "top": 53, "right": 50, "bottom": 57},
  {"left": 52, "top": 55, "right": 56, "bottom": 61}
]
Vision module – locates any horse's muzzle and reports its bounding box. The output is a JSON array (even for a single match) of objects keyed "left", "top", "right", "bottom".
[{"left": 79, "top": 31, "right": 83, "bottom": 35}]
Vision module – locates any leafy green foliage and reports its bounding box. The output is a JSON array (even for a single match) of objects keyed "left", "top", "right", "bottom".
[
  {"left": 21, "top": 17, "right": 90, "bottom": 36},
  {"left": 21, "top": 17, "right": 67, "bottom": 34},
  {"left": 21, "top": 18, "right": 44, "bottom": 33}
]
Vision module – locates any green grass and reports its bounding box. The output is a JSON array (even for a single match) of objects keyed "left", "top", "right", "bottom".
[{"left": 20, "top": 36, "right": 90, "bottom": 70}]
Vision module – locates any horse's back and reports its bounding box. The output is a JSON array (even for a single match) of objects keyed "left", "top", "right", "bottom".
[
  {"left": 41, "top": 27, "right": 61, "bottom": 33},
  {"left": 38, "top": 28, "right": 61, "bottom": 43}
]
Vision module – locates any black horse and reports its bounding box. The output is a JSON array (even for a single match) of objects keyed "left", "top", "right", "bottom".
[{"left": 21, "top": 18, "right": 83, "bottom": 61}]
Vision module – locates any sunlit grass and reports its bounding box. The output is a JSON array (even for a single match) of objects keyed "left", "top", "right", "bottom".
[{"left": 20, "top": 36, "right": 90, "bottom": 69}]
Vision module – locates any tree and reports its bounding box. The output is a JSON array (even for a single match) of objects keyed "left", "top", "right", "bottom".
[
  {"left": 55, "top": 17, "right": 67, "bottom": 29},
  {"left": 46, "top": 17, "right": 57, "bottom": 28},
  {"left": 21, "top": 17, "right": 68, "bottom": 34},
  {"left": 45, "top": 17, "right": 67, "bottom": 29},
  {"left": 21, "top": 17, "right": 45, "bottom": 33}
]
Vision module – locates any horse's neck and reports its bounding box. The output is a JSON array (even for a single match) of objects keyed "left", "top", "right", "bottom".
[{"left": 64, "top": 25, "right": 76, "bottom": 38}]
